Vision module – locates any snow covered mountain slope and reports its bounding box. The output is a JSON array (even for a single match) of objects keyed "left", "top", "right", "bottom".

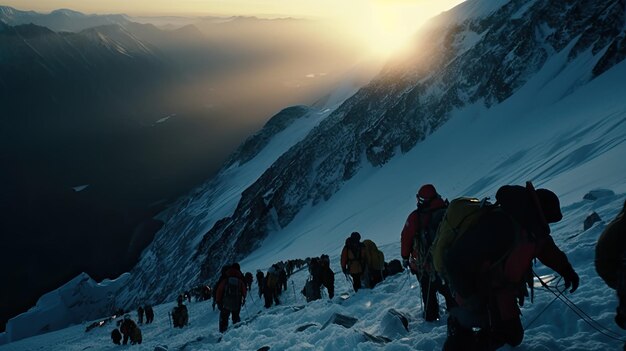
[
  {"left": 112, "top": 0, "right": 626, "bottom": 305},
  {"left": 1, "top": 191, "right": 626, "bottom": 351},
  {"left": 192, "top": 0, "right": 626, "bottom": 281},
  {"left": 3, "top": 0, "right": 626, "bottom": 347}
]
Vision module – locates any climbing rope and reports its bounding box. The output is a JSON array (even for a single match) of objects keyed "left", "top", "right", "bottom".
[{"left": 534, "top": 272, "right": 626, "bottom": 342}]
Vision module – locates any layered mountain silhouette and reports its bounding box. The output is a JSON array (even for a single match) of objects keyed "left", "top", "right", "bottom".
[{"left": 0, "top": 8, "right": 368, "bottom": 331}]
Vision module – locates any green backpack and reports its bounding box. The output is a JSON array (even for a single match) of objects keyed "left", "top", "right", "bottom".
[
  {"left": 431, "top": 197, "right": 495, "bottom": 281},
  {"left": 363, "top": 239, "right": 385, "bottom": 271}
]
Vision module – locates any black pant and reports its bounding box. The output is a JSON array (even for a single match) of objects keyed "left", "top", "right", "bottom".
[
  {"left": 418, "top": 274, "right": 457, "bottom": 322},
  {"left": 443, "top": 304, "right": 523, "bottom": 350},
  {"left": 219, "top": 308, "right": 241, "bottom": 333},
  {"left": 263, "top": 288, "right": 280, "bottom": 308}
]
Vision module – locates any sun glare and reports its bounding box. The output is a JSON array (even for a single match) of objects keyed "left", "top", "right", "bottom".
[
  {"left": 2, "top": 0, "right": 464, "bottom": 59},
  {"left": 339, "top": 0, "right": 463, "bottom": 59}
]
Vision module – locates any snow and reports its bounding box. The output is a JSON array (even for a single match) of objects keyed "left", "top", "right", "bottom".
[
  {"left": 1, "top": 273, "right": 130, "bottom": 345},
  {"left": 71, "top": 185, "right": 89, "bottom": 192},
  {"left": 5, "top": 52, "right": 624, "bottom": 350},
  {"left": 154, "top": 114, "right": 175, "bottom": 125},
  {"left": 442, "top": 0, "right": 511, "bottom": 24}
]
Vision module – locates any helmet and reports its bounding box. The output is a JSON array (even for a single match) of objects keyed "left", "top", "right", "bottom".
[
  {"left": 536, "top": 188, "right": 562, "bottom": 223},
  {"left": 417, "top": 184, "right": 437, "bottom": 201},
  {"left": 350, "top": 232, "right": 361, "bottom": 241}
]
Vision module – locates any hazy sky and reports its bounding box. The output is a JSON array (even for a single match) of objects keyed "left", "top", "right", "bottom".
[
  {"left": 5, "top": 0, "right": 465, "bottom": 56},
  {"left": 5, "top": 1, "right": 465, "bottom": 18}
]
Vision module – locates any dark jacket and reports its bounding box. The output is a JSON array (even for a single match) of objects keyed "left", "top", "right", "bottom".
[
  {"left": 446, "top": 185, "right": 575, "bottom": 321},
  {"left": 215, "top": 267, "right": 247, "bottom": 310},
  {"left": 596, "top": 201, "right": 626, "bottom": 289}
]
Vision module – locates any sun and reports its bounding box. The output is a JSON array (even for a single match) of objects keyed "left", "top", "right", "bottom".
[{"left": 336, "top": 0, "right": 465, "bottom": 59}]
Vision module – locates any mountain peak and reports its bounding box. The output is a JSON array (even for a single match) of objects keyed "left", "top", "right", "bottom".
[{"left": 49, "top": 8, "right": 84, "bottom": 17}]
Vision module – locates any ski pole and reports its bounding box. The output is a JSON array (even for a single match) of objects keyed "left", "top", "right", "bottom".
[
  {"left": 168, "top": 311, "right": 172, "bottom": 328},
  {"left": 291, "top": 281, "right": 297, "bottom": 304},
  {"left": 249, "top": 291, "right": 256, "bottom": 304},
  {"left": 243, "top": 300, "right": 250, "bottom": 320},
  {"left": 424, "top": 276, "right": 432, "bottom": 320},
  {"left": 348, "top": 274, "right": 355, "bottom": 292}
]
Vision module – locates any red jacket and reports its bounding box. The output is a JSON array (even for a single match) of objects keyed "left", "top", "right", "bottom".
[
  {"left": 401, "top": 197, "right": 447, "bottom": 261},
  {"left": 215, "top": 267, "right": 247, "bottom": 305}
]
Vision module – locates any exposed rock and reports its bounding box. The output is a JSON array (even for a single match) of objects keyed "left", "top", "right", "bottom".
[
  {"left": 583, "top": 189, "right": 616, "bottom": 201},
  {"left": 584, "top": 212, "right": 602, "bottom": 231},
  {"left": 321, "top": 313, "right": 358, "bottom": 330}
]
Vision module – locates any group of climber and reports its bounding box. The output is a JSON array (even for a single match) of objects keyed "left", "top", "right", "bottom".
[
  {"left": 109, "top": 303, "right": 154, "bottom": 345},
  {"left": 340, "top": 232, "right": 387, "bottom": 292},
  {"left": 398, "top": 182, "right": 584, "bottom": 350},
  {"left": 104, "top": 181, "right": 624, "bottom": 349},
  {"left": 110, "top": 314, "right": 142, "bottom": 345}
]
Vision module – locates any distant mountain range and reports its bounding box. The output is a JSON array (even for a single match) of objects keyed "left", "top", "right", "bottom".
[
  {"left": 0, "top": 6, "right": 372, "bottom": 332},
  {"left": 0, "top": 5, "right": 130, "bottom": 32}
]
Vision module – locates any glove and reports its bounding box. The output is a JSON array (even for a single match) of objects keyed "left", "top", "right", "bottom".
[
  {"left": 402, "top": 259, "right": 410, "bottom": 269},
  {"left": 562, "top": 266, "right": 580, "bottom": 293}
]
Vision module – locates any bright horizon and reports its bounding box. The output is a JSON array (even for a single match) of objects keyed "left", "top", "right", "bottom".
[{"left": 2, "top": 0, "right": 466, "bottom": 57}]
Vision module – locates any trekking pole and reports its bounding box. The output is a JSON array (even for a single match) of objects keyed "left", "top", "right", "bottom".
[
  {"left": 344, "top": 273, "right": 354, "bottom": 292},
  {"left": 424, "top": 276, "right": 433, "bottom": 320},
  {"left": 249, "top": 290, "right": 256, "bottom": 304},
  {"left": 243, "top": 300, "right": 250, "bottom": 320}
]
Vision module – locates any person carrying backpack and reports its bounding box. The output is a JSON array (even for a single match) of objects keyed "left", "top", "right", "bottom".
[
  {"left": 215, "top": 263, "right": 247, "bottom": 333},
  {"left": 595, "top": 199, "right": 626, "bottom": 348},
  {"left": 244, "top": 272, "right": 254, "bottom": 291},
  {"left": 401, "top": 184, "right": 456, "bottom": 322},
  {"left": 442, "top": 183, "right": 579, "bottom": 351},
  {"left": 263, "top": 265, "right": 281, "bottom": 308},
  {"left": 171, "top": 294, "right": 189, "bottom": 328},
  {"left": 119, "top": 314, "right": 138, "bottom": 345},
  {"left": 144, "top": 304, "right": 154, "bottom": 324},
  {"left": 111, "top": 328, "right": 122, "bottom": 345},
  {"left": 278, "top": 264, "right": 288, "bottom": 293},
  {"left": 256, "top": 269, "right": 265, "bottom": 298},
  {"left": 302, "top": 257, "right": 323, "bottom": 302},
  {"left": 137, "top": 306, "right": 144, "bottom": 324},
  {"left": 319, "top": 254, "right": 335, "bottom": 299},
  {"left": 341, "top": 232, "right": 365, "bottom": 292},
  {"left": 362, "top": 239, "right": 385, "bottom": 288}
]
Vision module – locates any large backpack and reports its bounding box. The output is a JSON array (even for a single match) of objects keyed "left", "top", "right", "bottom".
[
  {"left": 345, "top": 238, "right": 364, "bottom": 273},
  {"left": 172, "top": 305, "right": 188, "bottom": 327},
  {"left": 385, "top": 259, "right": 404, "bottom": 277},
  {"left": 413, "top": 205, "right": 447, "bottom": 271},
  {"left": 431, "top": 197, "right": 495, "bottom": 281},
  {"left": 303, "top": 277, "right": 321, "bottom": 302},
  {"left": 222, "top": 277, "right": 243, "bottom": 311},
  {"left": 362, "top": 239, "right": 385, "bottom": 271},
  {"left": 309, "top": 257, "right": 321, "bottom": 280}
]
